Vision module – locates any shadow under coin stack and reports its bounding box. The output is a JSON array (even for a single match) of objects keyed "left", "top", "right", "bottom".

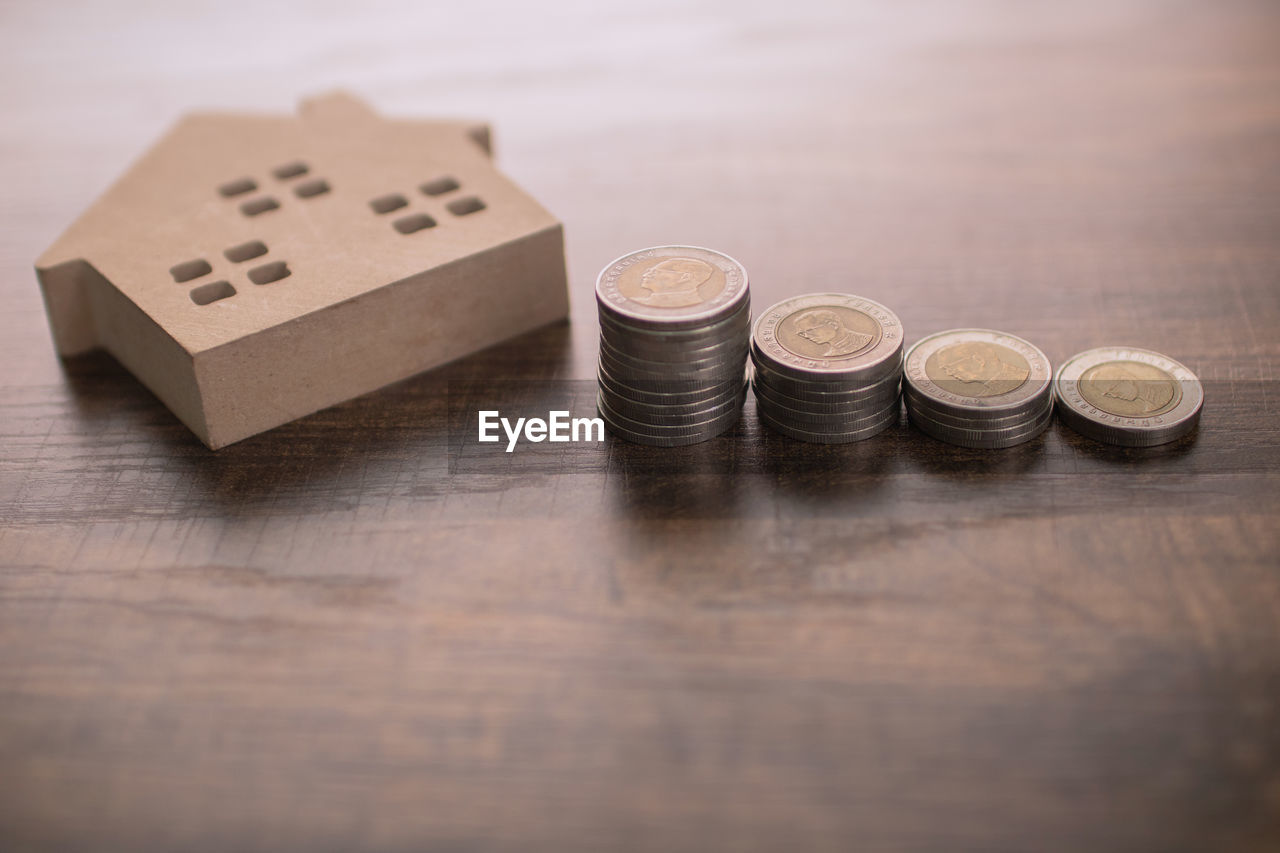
[
  {"left": 903, "top": 329, "right": 1053, "bottom": 448},
  {"left": 750, "top": 294, "right": 904, "bottom": 443},
  {"left": 595, "top": 246, "right": 751, "bottom": 446}
]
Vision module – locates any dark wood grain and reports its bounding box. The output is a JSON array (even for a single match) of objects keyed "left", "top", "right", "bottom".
[{"left": 2, "top": 1, "right": 1279, "bottom": 851}]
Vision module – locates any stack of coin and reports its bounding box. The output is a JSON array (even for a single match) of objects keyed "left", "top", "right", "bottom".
[
  {"left": 903, "top": 329, "right": 1053, "bottom": 449},
  {"left": 595, "top": 246, "right": 751, "bottom": 446},
  {"left": 1054, "top": 346, "right": 1203, "bottom": 446},
  {"left": 750, "top": 293, "right": 903, "bottom": 443}
]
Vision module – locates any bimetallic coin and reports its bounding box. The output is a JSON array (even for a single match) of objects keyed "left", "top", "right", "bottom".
[
  {"left": 1054, "top": 346, "right": 1203, "bottom": 447},
  {"left": 752, "top": 293, "right": 903, "bottom": 381},
  {"left": 904, "top": 329, "right": 1052, "bottom": 416},
  {"left": 751, "top": 341, "right": 902, "bottom": 390},
  {"left": 596, "top": 245, "right": 750, "bottom": 327}
]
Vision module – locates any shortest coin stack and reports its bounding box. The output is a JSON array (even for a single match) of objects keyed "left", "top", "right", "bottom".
[
  {"left": 595, "top": 245, "right": 751, "bottom": 446},
  {"left": 750, "top": 293, "right": 904, "bottom": 443},
  {"left": 903, "top": 329, "right": 1053, "bottom": 449},
  {"left": 1054, "top": 346, "right": 1203, "bottom": 446}
]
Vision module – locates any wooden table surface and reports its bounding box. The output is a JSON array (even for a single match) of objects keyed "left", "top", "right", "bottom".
[{"left": 2, "top": 1, "right": 1278, "bottom": 850}]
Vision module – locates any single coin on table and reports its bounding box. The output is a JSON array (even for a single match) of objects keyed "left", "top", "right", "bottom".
[{"left": 1054, "top": 346, "right": 1203, "bottom": 446}]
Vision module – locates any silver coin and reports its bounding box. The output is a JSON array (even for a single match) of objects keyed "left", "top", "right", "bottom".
[
  {"left": 756, "top": 401, "right": 899, "bottom": 444},
  {"left": 754, "top": 389, "right": 900, "bottom": 429},
  {"left": 601, "top": 419, "right": 738, "bottom": 447},
  {"left": 601, "top": 322, "right": 751, "bottom": 362},
  {"left": 903, "top": 384, "right": 1051, "bottom": 429},
  {"left": 903, "top": 329, "right": 1052, "bottom": 419},
  {"left": 750, "top": 350, "right": 903, "bottom": 397},
  {"left": 597, "top": 366, "right": 744, "bottom": 405},
  {"left": 752, "top": 375, "right": 901, "bottom": 415},
  {"left": 596, "top": 245, "right": 750, "bottom": 329},
  {"left": 599, "top": 387, "right": 746, "bottom": 427},
  {"left": 1054, "top": 346, "right": 1203, "bottom": 447},
  {"left": 598, "top": 361, "right": 744, "bottom": 399},
  {"left": 907, "top": 402, "right": 1053, "bottom": 449},
  {"left": 599, "top": 298, "right": 752, "bottom": 343},
  {"left": 598, "top": 350, "right": 746, "bottom": 386},
  {"left": 598, "top": 395, "right": 743, "bottom": 443},
  {"left": 597, "top": 391, "right": 744, "bottom": 434},
  {"left": 751, "top": 293, "right": 904, "bottom": 382},
  {"left": 600, "top": 336, "right": 749, "bottom": 372},
  {"left": 601, "top": 376, "right": 746, "bottom": 415},
  {"left": 599, "top": 339, "right": 746, "bottom": 374}
]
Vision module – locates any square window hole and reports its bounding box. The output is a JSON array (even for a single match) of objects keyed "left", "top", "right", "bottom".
[
  {"left": 248, "top": 260, "right": 291, "bottom": 285},
  {"left": 218, "top": 178, "right": 257, "bottom": 197},
  {"left": 446, "top": 196, "right": 485, "bottom": 216},
  {"left": 421, "top": 176, "right": 460, "bottom": 196},
  {"left": 370, "top": 194, "right": 408, "bottom": 214},
  {"left": 224, "top": 240, "right": 268, "bottom": 263},
  {"left": 190, "top": 281, "right": 235, "bottom": 305},
  {"left": 294, "top": 179, "right": 330, "bottom": 198},
  {"left": 393, "top": 213, "right": 437, "bottom": 234},
  {"left": 272, "top": 161, "right": 309, "bottom": 179},
  {"left": 240, "top": 197, "right": 280, "bottom": 216},
  {"left": 170, "top": 258, "right": 212, "bottom": 283}
]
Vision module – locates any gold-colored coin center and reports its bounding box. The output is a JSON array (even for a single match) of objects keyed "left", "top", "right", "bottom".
[
  {"left": 775, "top": 306, "right": 881, "bottom": 360},
  {"left": 925, "top": 341, "right": 1031, "bottom": 397},
  {"left": 1078, "top": 360, "right": 1181, "bottom": 417},
  {"left": 615, "top": 255, "right": 726, "bottom": 309}
]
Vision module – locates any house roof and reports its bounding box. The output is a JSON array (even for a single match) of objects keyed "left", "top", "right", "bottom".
[{"left": 37, "top": 92, "right": 560, "bottom": 355}]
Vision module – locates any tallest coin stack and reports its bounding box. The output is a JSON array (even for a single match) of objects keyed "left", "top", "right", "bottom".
[{"left": 595, "top": 246, "right": 751, "bottom": 446}]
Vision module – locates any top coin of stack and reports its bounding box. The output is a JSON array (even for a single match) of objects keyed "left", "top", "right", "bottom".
[
  {"left": 903, "top": 329, "right": 1053, "bottom": 449},
  {"left": 595, "top": 246, "right": 751, "bottom": 446},
  {"left": 1054, "top": 346, "right": 1203, "bottom": 446},
  {"left": 750, "top": 293, "right": 904, "bottom": 443}
]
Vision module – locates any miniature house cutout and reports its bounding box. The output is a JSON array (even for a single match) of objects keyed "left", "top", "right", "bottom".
[{"left": 35, "top": 92, "right": 569, "bottom": 449}]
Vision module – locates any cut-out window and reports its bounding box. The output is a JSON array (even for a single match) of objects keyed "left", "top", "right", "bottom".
[
  {"left": 170, "top": 259, "right": 212, "bottom": 283},
  {"left": 393, "top": 213, "right": 437, "bottom": 234},
  {"left": 446, "top": 196, "right": 485, "bottom": 216},
  {"left": 219, "top": 178, "right": 257, "bottom": 197},
  {"left": 420, "top": 176, "right": 460, "bottom": 196},
  {"left": 369, "top": 194, "right": 408, "bottom": 214},
  {"left": 248, "top": 260, "right": 290, "bottom": 285},
  {"left": 240, "top": 197, "right": 280, "bottom": 216},
  {"left": 224, "top": 240, "right": 268, "bottom": 263},
  {"left": 294, "top": 179, "right": 330, "bottom": 198},
  {"left": 190, "top": 281, "right": 235, "bottom": 305},
  {"left": 272, "top": 161, "right": 309, "bottom": 180}
]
